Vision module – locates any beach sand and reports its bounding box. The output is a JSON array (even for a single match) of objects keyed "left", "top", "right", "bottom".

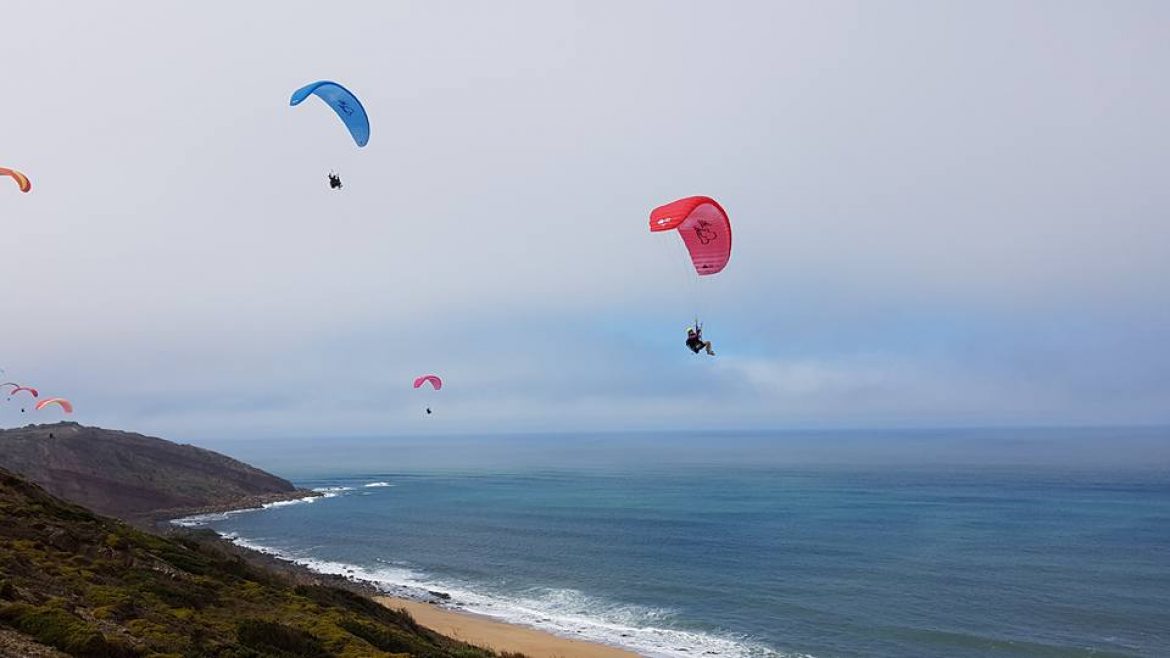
[{"left": 376, "top": 596, "right": 640, "bottom": 658}]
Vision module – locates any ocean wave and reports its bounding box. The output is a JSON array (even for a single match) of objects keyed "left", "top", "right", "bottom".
[
  {"left": 207, "top": 531, "right": 796, "bottom": 658},
  {"left": 170, "top": 511, "right": 238, "bottom": 527},
  {"left": 312, "top": 486, "right": 354, "bottom": 493},
  {"left": 217, "top": 534, "right": 443, "bottom": 601},
  {"left": 261, "top": 494, "right": 324, "bottom": 509},
  {"left": 428, "top": 585, "right": 794, "bottom": 658},
  {"left": 171, "top": 493, "right": 334, "bottom": 528},
  {"left": 363, "top": 482, "right": 394, "bottom": 488}
]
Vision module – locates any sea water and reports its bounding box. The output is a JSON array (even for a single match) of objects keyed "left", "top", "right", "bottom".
[{"left": 181, "top": 429, "right": 1170, "bottom": 658}]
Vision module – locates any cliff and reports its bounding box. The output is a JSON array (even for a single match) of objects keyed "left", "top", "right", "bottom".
[{"left": 0, "top": 423, "right": 310, "bottom": 523}]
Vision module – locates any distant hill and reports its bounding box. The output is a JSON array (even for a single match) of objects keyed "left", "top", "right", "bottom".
[
  {"left": 0, "top": 466, "right": 520, "bottom": 658},
  {"left": 0, "top": 423, "right": 310, "bottom": 524}
]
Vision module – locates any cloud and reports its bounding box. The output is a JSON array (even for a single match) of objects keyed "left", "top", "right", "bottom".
[{"left": 2, "top": 1, "right": 1168, "bottom": 437}]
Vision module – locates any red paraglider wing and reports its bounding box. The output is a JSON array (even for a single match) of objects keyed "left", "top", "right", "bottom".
[
  {"left": 11, "top": 386, "right": 38, "bottom": 398},
  {"left": 649, "top": 196, "right": 732, "bottom": 276},
  {"left": 35, "top": 398, "right": 73, "bottom": 413},
  {"left": 413, "top": 375, "right": 442, "bottom": 390}
]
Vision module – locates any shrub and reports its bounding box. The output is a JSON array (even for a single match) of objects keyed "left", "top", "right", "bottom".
[
  {"left": 236, "top": 618, "right": 331, "bottom": 658},
  {"left": 294, "top": 586, "right": 394, "bottom": 622},
  {"left": 0, "top": 602, "right": 139, "bottom": 657},
  {"left": 339, "top": 618, "right": 436, "bottom": 656},
  {"left": 137, "top": 575, "right": 218, "bottom": 609}
]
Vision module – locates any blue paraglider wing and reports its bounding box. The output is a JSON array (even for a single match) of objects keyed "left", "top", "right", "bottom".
[{"left": 290, "top": 81, "right": 370, "bottom": 147}]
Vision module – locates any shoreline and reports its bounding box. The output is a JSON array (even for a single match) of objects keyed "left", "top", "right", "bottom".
[
  {"left": 150, "top": 488, "right": 322, "bottom": 526},
  {"left": 166, "top": 519, "right": 644, "bottom": 657},
  {"left": 376, "top": 596, "right": 641, "bottom": 658}
]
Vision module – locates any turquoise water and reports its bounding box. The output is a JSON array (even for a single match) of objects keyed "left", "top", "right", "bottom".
[{"left": 183, "top": 429, "right": 1170, "bottom": 657}]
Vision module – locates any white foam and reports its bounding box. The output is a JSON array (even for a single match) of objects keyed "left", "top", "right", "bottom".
[
  {"left": 420, "top": 585, "right": 796, "bottom": 658},
  {"left": 201, "top": 530, "right": 798, "bottom": 658},
  {"left": 170, "top": 504, "right": 272, "bottom": 527},
  {"left": 363, "top": 481, "right": 394, "bottom": 488},
  {"left": 171, "top": 490, "right": 339, "bottom": 528},
  {"left": 171, "top": 489, "right": 797, "bottom": 658},
  {"left": 261, "top": 494, "right": 323, "bottom": 509},
  {"left": 216, "top": 534, "right": 440, "bottom": 600},
  {"left": 170, "top": 511, "right": 237, "bottom": 527},
  {"left": 313, "top": 486, "right": 354, "bottom": 493}
]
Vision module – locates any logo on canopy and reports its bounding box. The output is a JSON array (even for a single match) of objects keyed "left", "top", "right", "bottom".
[{"left": 694, "top": 221, "right": 718, "bottom": 245}]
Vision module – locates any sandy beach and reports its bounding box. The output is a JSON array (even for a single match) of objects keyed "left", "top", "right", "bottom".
[{"left": 376, "top": 596, "right": 640, "bottom": 658}]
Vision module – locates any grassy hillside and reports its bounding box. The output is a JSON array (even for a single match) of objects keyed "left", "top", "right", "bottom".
[{"left": 0, "top": 467, "right": 521, "bottom": 658}]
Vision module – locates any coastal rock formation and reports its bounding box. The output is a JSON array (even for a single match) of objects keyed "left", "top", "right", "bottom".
[{"left": 0, "top": 423, "right": 311, "bottom": 524}]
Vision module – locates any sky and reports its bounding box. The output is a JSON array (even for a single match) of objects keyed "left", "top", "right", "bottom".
[{"left": 2, "top": 1, "right": 1168, "bottom": 440}]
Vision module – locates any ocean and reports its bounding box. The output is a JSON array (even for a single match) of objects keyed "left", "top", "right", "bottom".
[{"left": 181, "top": 428, "right": 1170, "bottom": 658}]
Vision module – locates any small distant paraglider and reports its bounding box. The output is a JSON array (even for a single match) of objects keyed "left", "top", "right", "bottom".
[
  {"left": 1, "top": 382, "right": 72, "bottom": 415},
  {"left": 35, "top": 398, "right": 73, "bottom": 414},
  {"left": 10, "top": 385, "right": 39, "bottom": 399},
  {"left": 413, "top": 375, "right": 442, "bottom": 415},
  {"left": 2, "top": 382, "right": 25, "bottom": 407},
  {"left": 0, "top": 168, "right": 31, "bottom": 193},
  {"left": 0, "top": 384, "right": 43, "bottom": 412}
]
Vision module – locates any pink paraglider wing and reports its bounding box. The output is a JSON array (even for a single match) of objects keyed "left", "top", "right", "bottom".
[
  {"left": 35, "top": 398, "right": 73, "bottom": 413},
  {"left": 11, "top": 386, "right": 39, "bottom": 398},
  {"left": 412, "top": 375, "right": 442, "bottom": 390},
  {"left": 649, "top": 196, "right": 732, "bottom": 276}
]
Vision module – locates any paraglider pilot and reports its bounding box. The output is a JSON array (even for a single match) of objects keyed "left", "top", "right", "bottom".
[
  {"left": 686, "top": 324, "right": 715, "bottom": 356},
  {"left": 328, "top": 172, "right": 342, "bottom": 189}
]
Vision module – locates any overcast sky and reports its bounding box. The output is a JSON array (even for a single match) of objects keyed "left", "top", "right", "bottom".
[{"left": 2, "top": 1, "right": 1167, "bottom": 440}]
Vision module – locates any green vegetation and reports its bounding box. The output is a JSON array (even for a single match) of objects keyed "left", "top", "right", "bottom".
[
  {"left": 0, "top": 468, "right": 522, "bottom": 657},
  {"left": 0, "top": 602, "right": 136, "bottom": 657}
]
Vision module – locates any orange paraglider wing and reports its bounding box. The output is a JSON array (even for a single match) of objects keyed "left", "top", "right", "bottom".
[
  {"left": 35, "top": 398, "right": 73, "bottom": 414},
  {"left": 0, "top": 168, "right": 31, "bottom": 193}
]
